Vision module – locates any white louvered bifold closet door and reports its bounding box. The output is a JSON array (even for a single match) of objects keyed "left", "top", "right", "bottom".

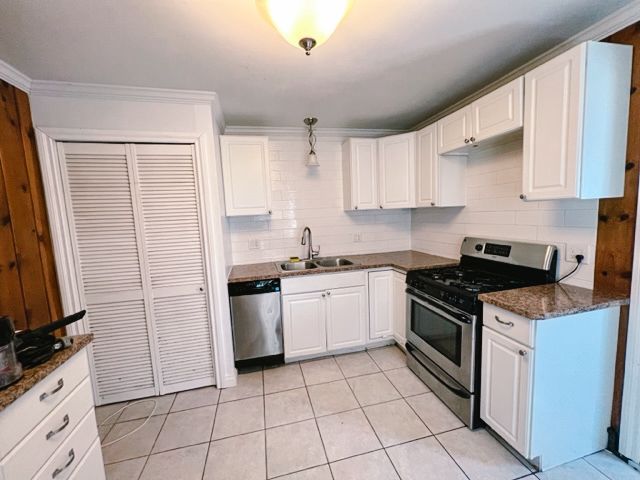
[
  {"left": 60, "top": 143, "right": 157, "bottom": 403},
  {"left": 133, "top": 144, "right": 215, "bottom": 394}
]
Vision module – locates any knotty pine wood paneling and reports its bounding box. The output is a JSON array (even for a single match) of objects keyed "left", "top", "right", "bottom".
[{"left": 0, "top": 80, "right": 62, "bottom": 331}]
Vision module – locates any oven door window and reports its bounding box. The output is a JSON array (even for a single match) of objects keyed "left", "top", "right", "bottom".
[{"left": 411, "top": 299, "right": 462, "bottom": 366}]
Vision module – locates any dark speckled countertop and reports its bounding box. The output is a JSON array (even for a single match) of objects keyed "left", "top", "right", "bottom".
[
  {"left": 0, "top": 334, "right": 93, "bottom": 413},
  {"left": 479, "top": 283, "right": 630, "bottom": 320},
  {"left": 228, "top": 250, "right": 458, "bottom": 283}
]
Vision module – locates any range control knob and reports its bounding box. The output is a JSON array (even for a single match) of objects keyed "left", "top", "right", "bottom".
[{"left": 475, "top": 244, "right": 483, "bottom": 252}]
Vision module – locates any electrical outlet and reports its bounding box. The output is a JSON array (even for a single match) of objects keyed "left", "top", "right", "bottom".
[
  {"left": 353, "top": 233, "right": 362, "bottom": 243},
  {"left": 566, "top": 244, "right": 591, "bottom": 264},
  {"left": 248, "top": 239, "right": 264, "bottom": 250}
]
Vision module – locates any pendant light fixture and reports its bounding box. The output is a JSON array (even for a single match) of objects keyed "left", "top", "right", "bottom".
[
  {"left": 256, "top": 0, "right": 354, "bottom": 55},
  {"left": 304, "top": 117, "right": 319, "bottom": 167}
]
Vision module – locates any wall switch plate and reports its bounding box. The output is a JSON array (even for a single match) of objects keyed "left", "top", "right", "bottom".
[
  {"left": 249, "top": 239, "right": 264, "bottom": 250},
  {"left": 566, "top": 244, "right": 591, "bottom": 264},
  {"left": 353, "top": 233, "right": 362, "bottom": 243}
]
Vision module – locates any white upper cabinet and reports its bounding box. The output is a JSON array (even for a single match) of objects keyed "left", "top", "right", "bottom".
[
  {"left": 342, "top": 138, "right": 378, "bottom": 210},
  {"left": 438, "top": 106, "right": 473, "bottom": 154},
  {"left": 472, "top": 77, "right": 523, "bottom": 143},
  {"left": 522, "top": 42, "right": 632, "bottom": 201},
  {"left": 416, "top": 124, "right": 466, "bottom": 207},
  {"left": 220, "top": 135, "right": 272, "bottom": 216},
  {"left": 378, "top": 132, "right": 416, "bottom": 209}
]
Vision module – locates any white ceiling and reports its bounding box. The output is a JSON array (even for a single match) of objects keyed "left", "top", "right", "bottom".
[{"left": 0, "top": 0, "right": 633, "bottom": 129}]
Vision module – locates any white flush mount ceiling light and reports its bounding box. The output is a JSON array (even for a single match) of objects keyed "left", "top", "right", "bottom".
[
  {"left": 304, "top": 117, "right": 319, "bottom": 166},
  {"left": 256, "top": 0, "right": 354, "bottom": 55}
]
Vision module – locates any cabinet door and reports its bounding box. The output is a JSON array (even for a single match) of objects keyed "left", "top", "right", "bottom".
[
  {"left": 522, "top": 46, "right": 582, "bottom": 200},
  {"left": 326, "top": 286, "right": 367, "bottom": 350},
  {"left": 416, "top": 124, "right": 437, "bottom": 207},
  {"left": 378, "top": 133, "right": 416, "bottom": 209},
  {"left": 283, "top": 292, "right": 327, "bottom": 359},
  {"left": 481, "top": 327, "right": 533, "bottom": 456},
  {"left": 472, "top": 77, "right": 523, "bottom": 143},
  {"left": 392, "top": 271, "right": 407, "bottom": 346},
  {"left": 368, "top": 271, "right": 394, "bottom": 340},
  {"left": 220, "top": 135, "right": 272, "bottom": 216},
  {"left": 437, "top": 106, "right": 473, "bottom": 154},
  {"left": 343, "top": 139, "right": 378, "bottom": 210}
]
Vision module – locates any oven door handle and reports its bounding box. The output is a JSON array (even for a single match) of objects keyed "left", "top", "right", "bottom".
[
  {"left": 406, "top": 287, "right": 472, "bottom": 325},
  {"left": 406, "top": 343, "right": 471, "bottom": 399}
]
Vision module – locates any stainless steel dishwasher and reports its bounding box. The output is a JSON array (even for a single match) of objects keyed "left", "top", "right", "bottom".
[{"left": 228, "top": 279, "right": 283, "bottom": 368}]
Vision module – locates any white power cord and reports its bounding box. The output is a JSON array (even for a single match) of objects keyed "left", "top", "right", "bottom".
[{"left": 99, "top": 399, "right": 158, "bottom": 447}]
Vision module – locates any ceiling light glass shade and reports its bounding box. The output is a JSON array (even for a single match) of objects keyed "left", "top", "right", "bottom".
[
  {"left": 257, "top": 0, "right": 353, "bottom": 54},
  {"left": 306, "top": 151, "right": 320, "bottom": 166}
]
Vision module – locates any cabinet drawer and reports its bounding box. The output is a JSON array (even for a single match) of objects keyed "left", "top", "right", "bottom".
[
  {"left": 282, "top": 271, "right": 367, "bottom": 295},
  {"left": 0, "top": 349, "right": 90, "bottom": 458},
  {"left": 33, "top": 409, "right": 99, "bottom": 480},
  {"left": 69, "top": 439, "right": 105, "bottom": 480},
  {"left": 483, "top": 304, "right": 535, "bottom": 348},
  {"left": 0, "top": 378, "right": 94, "bottom": 480}
]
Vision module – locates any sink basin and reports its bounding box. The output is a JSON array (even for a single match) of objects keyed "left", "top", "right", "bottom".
[
  {"left": 279, "top": 261, "right": 318, "bottom": 271},
  {"left": 314, "top": 258, "right": 355, "bottom": 268}
]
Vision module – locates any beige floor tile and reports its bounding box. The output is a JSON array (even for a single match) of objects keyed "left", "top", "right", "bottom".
[
  {"left": 387, "top": 437, "right": 467, "bottom": 480},
  {"left": 368, "top": 346, "right": 406, "bottom": 371},
  {"left": 584, "top": 450, "right": 640, "bottom": 480},
  {"left": 99, "top": 424, "right": 113, "bottom": 442},
  {"left": 171, "top": 386, "right": 220, "bottom": 412},
  {"left": 141, "top": 444, "right": 208, "bottom": 480},
  {"left": 363, "top": 399, "right": 430, "bottom": 447},
  {"left": 212, "top": 396, "right": 264, "bottom": 440},
  {"left": 265, "top": 387, "right": 314, "bottom": 427},
  {"left": 278, "top": 465, "right": 332, "bottom": 480},
  {"left": 335, "top": 352, "right": 380, "bottom": 378},
  {"left": 301, "top": 357, "right": 344, "bottom": 386},
  {"left": 437, "top": 428, "right": 530, "bottom": 480},
  {"left": 330, "top": 450, "right": 400, "bottom": 480},
  {"left": 316, "top": 409, "right": 381, "bottom": 462},
  {"left": 266, "top": 419, "right": 327, "bottom": 478},
  {"left": 307, "top": 380, "right": 359, "bottom": 417},
  {"left": 152, "top": 405, "right": 216, "bottom": 453},
  {"left": 384, "top": 367, "right": 430, "bottom": 397},
  {"left": 405, "top": 393, "right": 464, "bottom": 434},
  {"left": 105, "top": 457, "right": 147, "bottom": 480},
  {"left": 264, "top": 363, "right": 305, "bottom": 394},
  {"left": 102, "top": 415, "right": 166, "bottom": 464},
  {"left": 537, "top": 458, "right": 610, "bottom": 480},
  {"left": 117, "top": 395, "right": 175, "bottom": 422},
  {"left": 96, "top": 402, "right": 128, "bottom": 426},
  {"left": 219, "top": 370, "right": 263, "bottom": 403},
  {"left": 204, "top": 431, "right": 266, "bottom": 480},
  {"left": 347, "top": 373, "right": 401, "bottom": 406}
]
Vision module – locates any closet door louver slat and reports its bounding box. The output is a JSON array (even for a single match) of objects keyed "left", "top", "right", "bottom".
[
  {"left": 61, "top": 143, "right": 157, "bottom": 403},
  {"left": 134, "top": 144, "right": 216, "bottom": 394}
]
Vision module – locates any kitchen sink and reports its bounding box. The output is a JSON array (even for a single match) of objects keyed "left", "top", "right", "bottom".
[
  {"left": 279, "top": 261, "right": 318, "bottom": 271},
  {"left": 314, "top": 258, "right": 355, "bottom": 267}
]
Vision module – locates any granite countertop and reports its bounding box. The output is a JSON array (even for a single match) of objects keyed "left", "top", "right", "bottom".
[
  {"left": 479, "top": 283, "right": 630, "bottom": 320},
  {"left": 0, "top": 334, "right": 93, "bottom": 413},
  {"left": 228, "top": 250, "right": 458, "bottom": 283}
]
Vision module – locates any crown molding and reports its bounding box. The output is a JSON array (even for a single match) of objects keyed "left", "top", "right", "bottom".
[
  {"left": 0, "top": 59, "right": 32, "bottom": 93},
  {"left": 223, "top": 125, "right": 403, "bottom": 139},
  {"left": 413, "top": 0, "right": 640, "bottom": 130}
]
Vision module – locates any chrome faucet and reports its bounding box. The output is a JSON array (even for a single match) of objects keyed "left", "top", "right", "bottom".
[{"left": 301, "top": 226, "right": 320, "bottom": 260}]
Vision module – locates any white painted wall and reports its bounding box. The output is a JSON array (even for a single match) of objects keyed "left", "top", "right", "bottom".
[
  {"left": 229, "top": 135, "right": 412, "bottom": 264},
  {"left": 411, "top": 139, "right": 598, "bottom": 288}
]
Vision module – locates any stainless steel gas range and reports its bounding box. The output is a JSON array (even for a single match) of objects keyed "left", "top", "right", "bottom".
[{"left": 405, "top": 237, "right": 558, "bottom": 429}]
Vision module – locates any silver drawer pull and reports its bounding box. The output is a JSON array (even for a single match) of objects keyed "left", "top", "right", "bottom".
[
  {"left": 519, "top": 349, "right": 528, "bottom": 357},
  {"left": 46, "top": 414, "right": 70, "bottom": 440},
  {"left": 52, "top": 448, "right": 75, "bottom": 478},
  {"left": 40, "top": 379, "right": 64, "bottom": 401},
  {"left": 494, "top": 315, "right": 514, "bottom": 328}
]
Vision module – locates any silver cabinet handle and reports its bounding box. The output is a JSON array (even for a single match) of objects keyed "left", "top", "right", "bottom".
[
  {"left": 40, "top": 379, "right": 64, "bottom": 401},
  {"left": 519, "top": 349, "right": 528, "bottom": 357},
  {"left": 46, "top": 414, "right": 70, "bottom": 440},
  {"left": 322, "top": 293, "right": 326, "bottom": 298},
  {"left": 494, "top": 315, "right": 514, "bottom": 328},
  {"left": 464, "top": 138, "right": 470, "bottom": 144},
  {"left": 379, "top": 205, "right": 383, "bottom": 209},
  {"left": 519, "top": 194, "right": 526, "bottom": 200},
  {"left": 430, "top": 202, "right": 435, "bottom": 206},
  {"left": 52, "top": 449, "right": 75, "bottom": 478},
  {"left": 326, "top": 291, "right": 331, "bottom": 296},
  {"left": 354, "top": 205, "right": 358, "bottom": 210},
  {"left": 470, "top": 136, "right": 476, "bottom": 142},
  {"left": 268, "top": 210, "right": 272, "bottom": 215}
]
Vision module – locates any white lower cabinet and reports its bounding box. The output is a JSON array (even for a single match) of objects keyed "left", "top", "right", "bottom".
[
  {"left": 283, "top": 292, "right": 327, "bottom": 359},
  {"left": 368, "top": 271, "right": 394, "bottom": 340},
  {"left": 392, "top": 271, "right": 407, "bottom": 346},
  {"left": 327, "top": 286, "right": 368, "bottom": 350}
]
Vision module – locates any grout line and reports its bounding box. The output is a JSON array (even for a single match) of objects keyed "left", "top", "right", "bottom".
[
  {"left": 582, "top": 453, "right": 624, "bottom": 480},
  {"left": 262, "top": 368, "right": 268, "bottom": 479},
  {"left": 136, "top": 394, "right": 177, "bottom": 480},
  {"left": 303, "top": 381, "right": 334, "bottom": 480},
  {"left": 201, "top": 394, "right": 220, "bottom": 480},
  {"left": 431, "top": 433, "right": 472, "bottom": 480}
]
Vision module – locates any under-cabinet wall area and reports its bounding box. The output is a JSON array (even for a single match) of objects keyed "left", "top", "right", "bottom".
[
  {"left": 411, "top": 139, "right": 599, "bottom": 288},
  {"left": 228, "top": 136, "right": 412, "bottom": 264}
]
